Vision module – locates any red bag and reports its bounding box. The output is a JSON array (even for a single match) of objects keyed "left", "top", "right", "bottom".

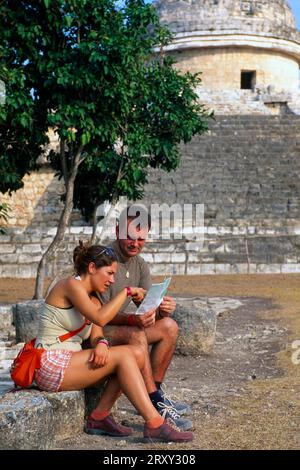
[
  {"left": 10, "top": 319, "right": 90, "bottom": 388},
  {"left": 10, "top": 339, "right": 45, "bottom": 388}
]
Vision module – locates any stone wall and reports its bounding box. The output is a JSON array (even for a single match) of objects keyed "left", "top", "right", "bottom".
[
  {"left": 155, "top": 0, "right": 299, "bottom": 41},
  {"left": 1, "top": 168, "right": 86, "bottom": 229},
  {"left": 1, "top": 115, "right": 300, "bottom": 277},
  {"left": 196, "top": 88, "right": 300, "bottom": 115},
  {"left": 172, "top": 47, "right": 299, "bottom": 91}
]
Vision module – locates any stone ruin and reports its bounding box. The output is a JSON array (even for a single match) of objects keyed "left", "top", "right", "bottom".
[{"left": 1, "top": 0, "right": 300, "bottom": 277}]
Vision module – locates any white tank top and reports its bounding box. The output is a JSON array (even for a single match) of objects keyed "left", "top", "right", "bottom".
[{"left": 35, "top": 302, "right": 92, "bottom": 351}]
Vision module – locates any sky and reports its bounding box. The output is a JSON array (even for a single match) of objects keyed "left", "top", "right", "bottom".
[{"left": 289, "top": 0, "right": 300, "bottom": 29}]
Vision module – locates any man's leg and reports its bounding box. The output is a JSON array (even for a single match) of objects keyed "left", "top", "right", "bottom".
[
  {"left": 144, "top": 316, "right": 178, "bottom": 383},
  {"left": 145, "top": 317, "right": 192, "bottom": 417},
  {"left": 104, "top": 322, "right": 192, "bottom": 428}
]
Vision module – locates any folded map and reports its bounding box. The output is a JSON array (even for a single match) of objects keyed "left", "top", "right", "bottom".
[{"left": 135, "top": 277, "right": 171, "bottom": 315}]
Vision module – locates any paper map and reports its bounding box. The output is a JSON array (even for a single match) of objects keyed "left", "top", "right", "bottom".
[{"left": 135, "top": 277, "right": 171, "bottom": 315}]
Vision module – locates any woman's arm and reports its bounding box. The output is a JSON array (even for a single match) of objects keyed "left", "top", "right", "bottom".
[
  {"left": 89, "top": 298, "right": 106, "bottom": 346},
  {"left": 89, "top": 316, "right": 110, "bottom": 368},
  {"left": 65, "top": 278, "right": 145, "bottom": 327}
]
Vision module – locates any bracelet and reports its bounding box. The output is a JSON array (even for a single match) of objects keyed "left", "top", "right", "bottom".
[
  {"left": 126, "top": 287, "right": 132, "bottom": 297},
  {"left": 127, "top": 314, "right": 136, "bottom": 327},
  {"left": 96, "top": 338, "right": 109, "bottom": 348}
]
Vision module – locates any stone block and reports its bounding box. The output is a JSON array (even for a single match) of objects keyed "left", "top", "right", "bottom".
[
  {"left": 169, "top": 264, "right": 186, "bottom": 275},
  {"left": 1, "top": 265, "right": 19, "bottom": 277},
  {"left": 171, "top": 253, "right": 186, "bottom": 263},
  {"left": 281, "top": 264, "right": 300, "bottom": 273},
  {"left": 154, "top": 253, "right": 171, "bottom": 263},
  {"left": 0, "top": 254, "right": 19, "bottom": 263},
  {"left": 140, "top": 253, "right": 154, "bottom": 263},
  {"left": 18, "top": 255, "right": 42, "bottom": 264},
  {"left": 186, "top": 264, "right": 201, "bottom": 275},
  {"left": 13, "top": 300, "right": 44, "bottom": 343},
  {"left": 200, "top": 263, "right": 216, "bottom": 274},
  {"left": 149, "top": 264, "right": 171, "bottom": 276},
  {"left": 187, "top": 252, "right": 201, "bottom": 262},
  {"left": 22, "top": 244, "right": 42, "bottom": 253},
  {"left": 256, "top": 264, "right": 282, "bottom": 273},
  {"left": 17, "top": 265, "right": 37, "bottom": 278},
  {"left": 173, "top": 297, "right": 217, "bottom": 355},
  {"left": 0, "top": 245, "right": 15, "bottom": 254},
  {"left": 0, "top": 389, "right": 85, "bottom": 449},
  {"left": 215, "top": 264, "right": 231, "bottom": 274},
  {"left": 69, "top": 227, "right": 85, "bottom": 234},
  {"left": 0, "top": 305, "right": 13, "bottom": 330}
]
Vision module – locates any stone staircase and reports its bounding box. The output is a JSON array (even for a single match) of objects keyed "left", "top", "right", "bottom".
[
  {"left": 1, "top": 115, "right": 300, "bottom": 277},
  {"left": 0, "top": 304, "right": 24, "bottom": 395},
  {"left": 0, "top": 341, "right": 15, "bottom": 395},
  {"left": 0, "top": 305, "right": 18, "bottom": 395},
  {"left": 138, "top": 115, "right": 300, "bottom": 273}
]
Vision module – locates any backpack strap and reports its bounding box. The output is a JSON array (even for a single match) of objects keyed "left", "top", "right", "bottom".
[{"left": 57, "top": 319, "right": 91, "bottom": 343}]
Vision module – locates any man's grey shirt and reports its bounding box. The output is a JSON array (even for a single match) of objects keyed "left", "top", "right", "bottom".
[{"left": 97, "top": 240, "right": 152, "bottom": 313}]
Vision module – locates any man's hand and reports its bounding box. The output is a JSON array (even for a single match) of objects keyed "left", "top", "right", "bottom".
[
  {"left": 158, "top": 296, "right": 176, "bottom": 317},
  {"left": 135, "top": 308, "right": 156, "bottom": 328},
  {"left": 88, "top": 343, "right": 109, "bottom": 368}
]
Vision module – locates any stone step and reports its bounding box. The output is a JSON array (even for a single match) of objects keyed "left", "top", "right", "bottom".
[
  {"left": 0, "top": 304, "right": 14, "bottom": 331},
  {"left": 0, "top": 372, "right": 11, "bottom": 382},
  {"left": 0, "top": 360, "right": 13, "bottom": 370},
  {"left": 0, "top": 341, "right": 14, "bottom": 348},
  {"left": 0, "top": 348, "right": 18, "bottom": 361}
]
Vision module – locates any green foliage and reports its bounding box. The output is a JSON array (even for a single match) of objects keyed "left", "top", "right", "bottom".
[{"left": 0, "top": 0, "right": 211, "bottom": 221}]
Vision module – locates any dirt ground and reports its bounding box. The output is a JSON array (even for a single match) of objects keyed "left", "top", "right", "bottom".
[{"left": 1, "top": 274, "right": 300, "bottom": 450}]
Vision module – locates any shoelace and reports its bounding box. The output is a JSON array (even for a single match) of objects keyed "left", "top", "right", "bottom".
[
  {"left": 165, "top": 417, "right": 181, "bottom": 433},
  {"left": 160, "top": 383, "right": 177, "bottom": 407},
  {"left": 157, "top": 401, "right": 180, "bottom": 420}
]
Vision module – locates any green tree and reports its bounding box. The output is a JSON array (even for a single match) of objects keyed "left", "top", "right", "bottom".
[
  {"left": 0, "top": 0, "right": 211, "bottom": 298},
  {"left": 72, "top": 57, "right": 210, "bottom": 242}
]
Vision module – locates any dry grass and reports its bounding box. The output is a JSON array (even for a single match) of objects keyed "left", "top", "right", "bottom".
[
  {"left": 1, "top": 273, "right": 300, "bottom": 449},
  {"left": 166, "top": 273, "right": 300, "bottom": 450}
]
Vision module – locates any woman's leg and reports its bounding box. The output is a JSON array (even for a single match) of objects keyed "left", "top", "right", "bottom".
[
  {"left": 93, "top": 345, "right": 144, "bottom": 413},
  {"left": 92, "top": 375, "right": 122, "bottom": 413},
  {"left": 60, "top": 345, "right": 159, "bottom": 422}
]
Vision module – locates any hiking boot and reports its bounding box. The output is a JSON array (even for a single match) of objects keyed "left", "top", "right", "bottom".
[
  {"left": 160, "top": 383, "right": 191, "bottom": 416},
  {"left": 156, "top": 401, "right": 193, "bottom": 431},
  {"left": 85, "top": 414, "right": 133, "bottom": 437},
  {"left": 144, "top": 418, "right": 193, "bottom": 443}
]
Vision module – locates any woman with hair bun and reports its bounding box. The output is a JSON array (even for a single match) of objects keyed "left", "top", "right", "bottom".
[{"left": 34, "top": 242, "right": 193, "bottom": 443}]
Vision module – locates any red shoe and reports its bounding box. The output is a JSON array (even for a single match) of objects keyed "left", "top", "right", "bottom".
[
  {"left": 144, "top": 419, "right": 194, "bottom": 443},
  {"left": 85, "top": 414, "right": 133, "bottom": 437}
]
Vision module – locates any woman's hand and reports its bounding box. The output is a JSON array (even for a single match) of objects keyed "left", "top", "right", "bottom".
[
  {"left": 88, "top": 343, "right": 109, "bottom": 368},
  {"left": 130, "top": 287, "right": 146, "bottom": 303}
]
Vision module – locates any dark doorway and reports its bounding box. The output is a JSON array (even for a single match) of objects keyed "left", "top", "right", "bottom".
[{"left": 241, "top": 71, "right": 256, "bottom": 89}]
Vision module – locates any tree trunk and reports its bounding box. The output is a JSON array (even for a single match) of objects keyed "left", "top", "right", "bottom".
[
  {"left": 90, "top": 205, "right": 98, "bottom": 245},
  {"left": 90, "top": 197, "right": 117, "bottom": 245},
  {"left": 33, "top": 146, "right": 84, "bottom": 299}
]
